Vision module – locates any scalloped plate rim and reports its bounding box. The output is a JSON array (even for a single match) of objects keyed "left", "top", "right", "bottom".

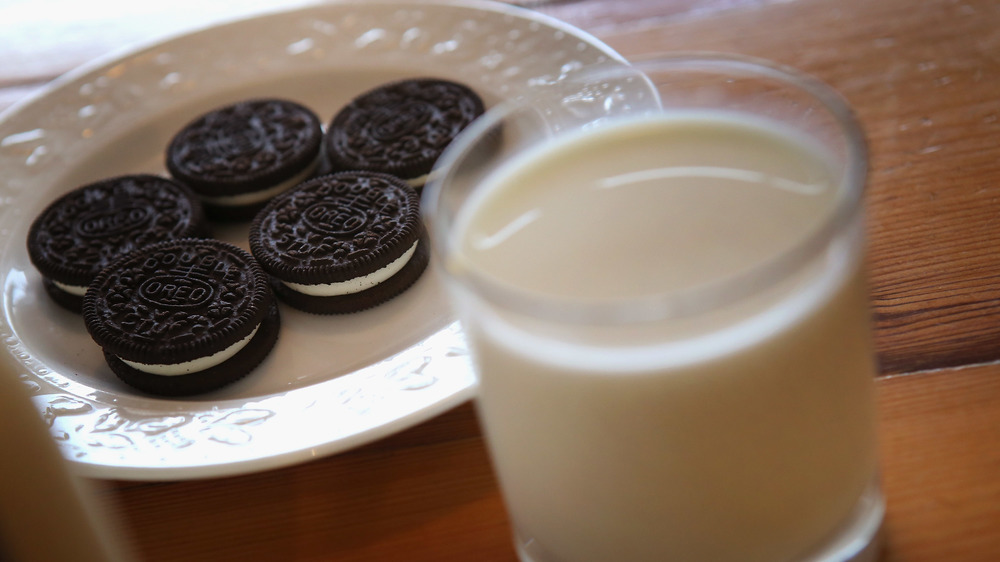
[{"left": 0, "top": 0, "right": 628, "bottom": 481}]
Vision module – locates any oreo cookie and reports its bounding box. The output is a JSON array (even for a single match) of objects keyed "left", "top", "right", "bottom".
[
  {"left": 83, "top": 239, "right": 279, "bottom": 396},
  {"left": 26, "top": 174, "right": 207, "bottom": 313},
  {"left": 324, "top": 78, "right": 484, "bottom": 189},
  {"left": 166, "top": 98, "right": 323, "bottom": 221},
  {"left": 249, "top": 171, "right": 428, "bottom": 314}
]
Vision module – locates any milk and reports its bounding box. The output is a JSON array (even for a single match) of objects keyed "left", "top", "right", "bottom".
[{"left": 448, "top": 113, "right": 879, "bottom": 561}]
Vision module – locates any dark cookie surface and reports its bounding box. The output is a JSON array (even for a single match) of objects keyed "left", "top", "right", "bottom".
[
  {"left": 27, "top": 174, "right": 207, "bottom": 290},
  {"left": 325, "top": 79, "right": 484, "bottom": 182},
  {"left": 166, "top": 98, "right": 322, "bottom": 196},
  {"left": 84, "top": 239, "right": 273, "bottom": 366},
  {"left": 104, "top": 300, "right": 280, "bottom": 397},
  {"left": 269, "top": 234, "right": 429, "bottom": 314},
  {"left": 249, "top": 172, "right": 423, "bottom": 285}
]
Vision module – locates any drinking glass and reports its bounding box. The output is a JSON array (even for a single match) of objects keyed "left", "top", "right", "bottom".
[{"left": 423, "top": 54, "right": 882, "bottom": 562}]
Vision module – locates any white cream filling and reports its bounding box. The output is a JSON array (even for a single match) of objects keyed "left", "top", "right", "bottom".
[
  {"left": 52, "top": 279, "right": 88, "bottom": 297},
  {"left": 404, "top": 173, "right": 429, "bottom": 187},
  {"left": 120, "top": 324, "right": 259, "bottom": 376},
  {"left": 200, "top": 156, "right": 320, "bottom": 206},
  {"left": 403, "top": 166, "right": 442, "bottom": 188},
  {"left": 283, "top": 241, "right": 418, "bottom": 297}
]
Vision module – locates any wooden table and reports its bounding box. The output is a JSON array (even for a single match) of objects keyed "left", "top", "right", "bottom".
[{"left": 3, "top": 0, "right": 999, "bottom": 560}]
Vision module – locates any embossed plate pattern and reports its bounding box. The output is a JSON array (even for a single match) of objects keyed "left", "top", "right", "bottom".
[{"left": 0, "top": 0, "right": 627, "bottom": 480}]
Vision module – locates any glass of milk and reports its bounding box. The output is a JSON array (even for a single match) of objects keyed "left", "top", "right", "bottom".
[{"left": 423, "top": 54, "right": 882, "bottom": 562}]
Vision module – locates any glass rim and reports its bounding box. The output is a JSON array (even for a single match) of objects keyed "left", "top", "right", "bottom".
[{"left": 422, "top": 52, "right": 869, "bottom": 324}]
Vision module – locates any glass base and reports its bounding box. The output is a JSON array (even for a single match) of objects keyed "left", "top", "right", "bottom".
[{"left": 515, "top": 480, "right": 884, "bottom": 562}]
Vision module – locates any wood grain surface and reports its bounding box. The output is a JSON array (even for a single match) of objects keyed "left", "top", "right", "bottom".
[
  {"left": 877, "top": 366, "right": 1000, "bottom": 562},
  {"left": 96, "top": 365, "right": 1000, "bottom": 562},
  {"left": 3, "top": 0, "right": 1000, "bottom": 560}
]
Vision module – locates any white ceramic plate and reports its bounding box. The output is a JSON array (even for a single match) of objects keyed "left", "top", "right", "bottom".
[{"left": 0, "top": 0, "right": 627, "bottom": 480}]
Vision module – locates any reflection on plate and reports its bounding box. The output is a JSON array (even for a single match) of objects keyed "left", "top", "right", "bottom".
[{"left": 0, "top": 0, "right": 628, "bottom": 480}]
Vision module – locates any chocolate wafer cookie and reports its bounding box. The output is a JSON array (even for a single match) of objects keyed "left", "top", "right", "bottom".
[
  {"left": 249, "top": 171, "right": 429, "bottom": 314},
  {"left": 324, "top": 78, "right": 484, "bottom": 189},
  {"left": 26, "top": 174, "right": 207, "bottom": 312},
  {"left": 83, "top": 239, "right": 279, "bottom": 396},
  {"left": 166, "top": 98, "right": 323, "bottom": 220}
]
